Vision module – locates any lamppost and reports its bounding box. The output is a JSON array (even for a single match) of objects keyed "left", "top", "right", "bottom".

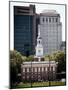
[
  {"left": 48, "top": 55, "right": 51, "bottom": 86},
  {"left": 31, "top": 61, "right": 32, "bottom": 87},
  {"left": 49, "top": 56, "right": 51, "bottom": 86}
]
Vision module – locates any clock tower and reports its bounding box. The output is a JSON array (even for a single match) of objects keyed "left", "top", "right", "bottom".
[{"left": 35, "top": 25, "right": 43, "bottom": 58}]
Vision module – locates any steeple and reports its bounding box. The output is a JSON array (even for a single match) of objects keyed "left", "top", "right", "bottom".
[
  {"left": 35, "top": 25, "right": 43, "bottom": 57},
  {"left": 37, "top": 25, "right": 42, "bottom": 46},
  {"left": 38, "top": 25, "right": 40, "bottom": 37}
]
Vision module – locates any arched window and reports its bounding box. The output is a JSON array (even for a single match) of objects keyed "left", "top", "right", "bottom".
[
  {"left": 39, "top": 41, "right": 40, "bottom": 44},
  {"left": 23, "top": 68, "right": 25, "bottom": 72},
  {"left": 51, "top": 66, "right": 53, "bottom": 71}
]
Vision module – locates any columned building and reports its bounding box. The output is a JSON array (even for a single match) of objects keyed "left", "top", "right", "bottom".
[{"left": 40, "top": 10, "right": 62, "bottom": 55}]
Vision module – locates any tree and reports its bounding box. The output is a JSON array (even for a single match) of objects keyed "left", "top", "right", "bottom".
[
  {"left": 10, "top": 60, "right": 18, "bottom": 88},
  {"left": 53, "top": 51, "right": 66, "bottom": 73},
  {"left": 10, "top": 50, "right": 23, "bottom": 88},
  {"left": 44, "top": 51, "right": 66, "bottom": 73},
  {"left": 44, "top": 54, "right": 54, "bottom": 61},
  {"left": 10, "top": 50, "right": 23, "bottom": 64},
  {"left": 26, "top": 55, "right": 34, "bottom": 61}
]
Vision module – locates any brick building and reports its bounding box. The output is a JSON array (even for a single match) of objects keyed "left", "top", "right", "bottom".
[{"left": 21, "top": 61, "right": 57, "bottom": 82}]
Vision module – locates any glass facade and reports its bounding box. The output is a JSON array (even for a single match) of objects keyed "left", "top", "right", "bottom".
[{"left": 14, "top": 15, "right": 34, "bottom": 56}]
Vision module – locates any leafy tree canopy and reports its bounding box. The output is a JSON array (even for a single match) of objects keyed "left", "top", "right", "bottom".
[
  {"left": 26, "top": 55, "right": 34, "bottom": 61},
  {"left": 44, "top": 51, "right": 66, "bottom": 73},
  {"left": 10, "top": 50, "right": 24, "bottom": 65}
]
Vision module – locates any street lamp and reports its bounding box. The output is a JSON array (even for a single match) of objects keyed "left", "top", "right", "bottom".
[
  {"left": 48, "top": 55, "right": 51, "bottom": 86},
  {"left": 31, "top": 61, "right": 32, "bottom": 87},
  {"left": 49, "top": 57, "right": 50, "bottom": 86}
]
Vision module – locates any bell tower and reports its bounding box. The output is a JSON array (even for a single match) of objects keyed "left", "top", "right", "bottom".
[{"left": 35, "top": 25, "right": 43, "bottom": 58}]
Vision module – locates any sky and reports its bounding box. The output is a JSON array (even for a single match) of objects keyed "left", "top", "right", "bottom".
[{"left": 10, "top": 2, "right": 66, "bottom": 41}]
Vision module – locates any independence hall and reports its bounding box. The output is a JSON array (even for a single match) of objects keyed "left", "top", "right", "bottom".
[{"left": 21, "top": 61, "right": 57, "bottom": 82}]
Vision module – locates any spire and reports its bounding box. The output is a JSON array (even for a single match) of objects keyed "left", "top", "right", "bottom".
[
  {"left": 37, "top": 24, "right": 42, "bottom": 45},
  {"left": 38, "top": 25, "right": 40, "bottom": 36},
  {"left": 35, "top": 24, "right": 43, "bottom": 58},
  {"left": 38, "top": 25, "right": 42, "bottom": 39}
]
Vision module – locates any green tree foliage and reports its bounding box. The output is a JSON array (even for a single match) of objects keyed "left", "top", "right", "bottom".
[
  {"left": 45, "top": 51, "right": 66, "bottom": 73},
  {"left": 10, "top": 50, "right": 24, "bottom": 88},
  {"left": 10, "top": 50, "right": 23, "bottom": 64},
  {"left": 26, "top": 55, "right": 34, "bottom": 61},
  {"left": 10, "top": 60, "right": 18, "bottom": 88},
  {"left": 44, "top": 54, "right": 54, "bottom": 61},
  {"left": 54, "top": 51, "right": 66, "bottom": 73},
  {"left": 53, "top": 51, "right": 65, "bottom": 62},
  {"left": 10, "top": 50, "right": 34, "bottom": 88}
]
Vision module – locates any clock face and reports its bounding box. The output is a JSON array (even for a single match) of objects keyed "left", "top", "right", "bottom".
[
  {"left": 38, "top": 50, "right": 41, "bottom": 52},
  {"left": 38, "top": 48, "right": 43, "bottom": 51},
  {"left": 36, "top": 47, "right": 43, "bottom": 57},
  {"left": 37, "top": 48, "right": 43, "bottom": 56}
]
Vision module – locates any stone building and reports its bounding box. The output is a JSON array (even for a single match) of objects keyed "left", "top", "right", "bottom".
[{"left": 39, "top": 10, "right": 62, "bottom": 55}]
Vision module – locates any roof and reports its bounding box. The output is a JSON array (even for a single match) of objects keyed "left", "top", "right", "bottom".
[
  {"left": 40, "top": 10, "right": 60, "bottom": 17},
  {"left": 42, "top": 10, "right": 57, "bottom": 13},
  {"left": 22, "top": 61, "right": 56, "bottom": 65}
]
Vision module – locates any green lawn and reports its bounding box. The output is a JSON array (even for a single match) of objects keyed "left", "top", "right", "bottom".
[
  {"left": 16, "top": 82, "right": 31, "bottom": 88},
  {"left": 16, "top": 81, "right": 65, "bottom": 88}
]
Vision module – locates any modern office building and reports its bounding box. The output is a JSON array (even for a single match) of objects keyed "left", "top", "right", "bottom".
[
  {"left": 39, "top": 10, "right": 62, "bottom": 55},
  {"left": 14, "top": 5, "right": 36, "bottom": 56}
]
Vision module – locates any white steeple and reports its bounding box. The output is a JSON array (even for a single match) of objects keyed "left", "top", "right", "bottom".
[
  {"left": 35, "top": 25, "right": 43, "bottom": 57},
  {"left": 38, "top": 25, "right": 40, "bottom": 36}
]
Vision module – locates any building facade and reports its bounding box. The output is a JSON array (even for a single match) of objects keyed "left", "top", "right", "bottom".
[
  {"left": 21, "top": 61, "right": 57, "bottom": 82},
  {"left": 14, "top": 5, "right": 36, "bottom": 56},
  {"left": 40, "top": 10, "right": 62, "bottom": 55}
]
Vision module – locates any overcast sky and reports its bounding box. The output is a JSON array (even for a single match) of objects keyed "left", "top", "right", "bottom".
[{"left": 11, "top": 2, "right": 66, "bottom": 41}]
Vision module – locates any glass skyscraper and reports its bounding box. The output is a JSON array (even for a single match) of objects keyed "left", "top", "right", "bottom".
[{"left": 14, "top": 5, "right": 36, "bottom": 56}]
